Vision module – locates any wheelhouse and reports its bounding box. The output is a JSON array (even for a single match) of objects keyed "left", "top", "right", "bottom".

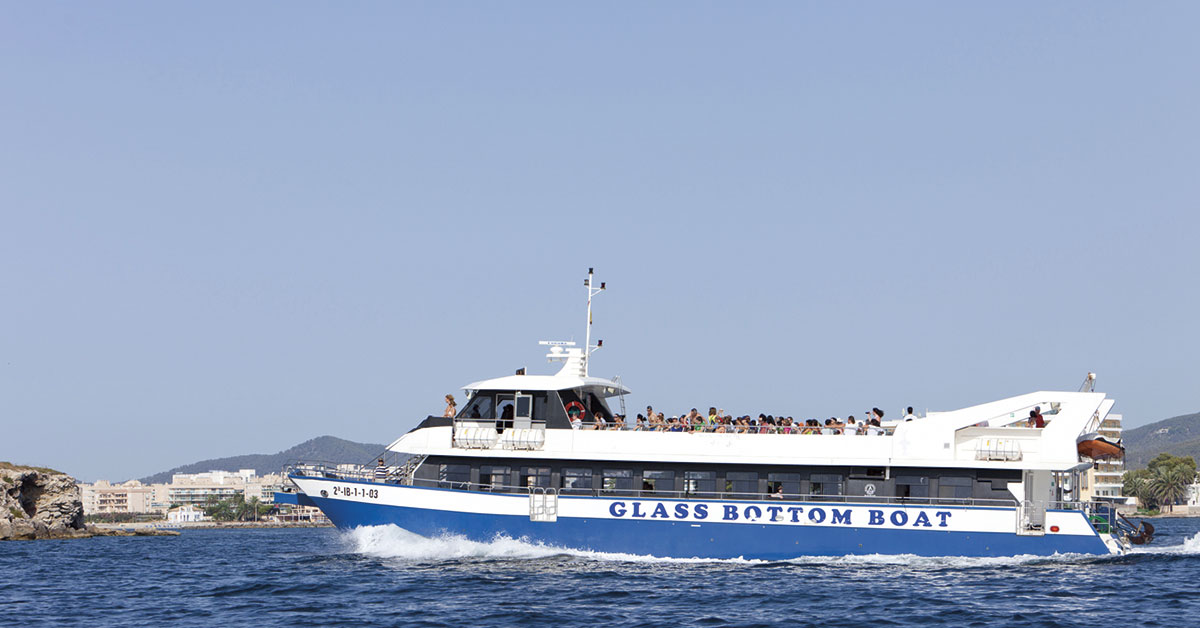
[{"left": 455, "top": 376, "right": 629, "bottom": 430}]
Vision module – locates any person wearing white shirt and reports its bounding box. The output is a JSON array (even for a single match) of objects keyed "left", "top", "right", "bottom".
[{"left": 902, "top": 406, "right": 918, "bottom": 422}]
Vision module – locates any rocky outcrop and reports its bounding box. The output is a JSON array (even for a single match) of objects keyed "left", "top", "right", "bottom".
[{"left": 1, "top": 463, "right": 91, "bottom": 540}]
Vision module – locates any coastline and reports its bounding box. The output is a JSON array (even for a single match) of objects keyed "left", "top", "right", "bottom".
[{"left": 95, "top": 521, "right": 334, "bottom": 532}]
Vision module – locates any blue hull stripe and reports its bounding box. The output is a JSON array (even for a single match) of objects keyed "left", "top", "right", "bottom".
[{"left": 309, "top": 495, "right": 1111, "bottom": 559}]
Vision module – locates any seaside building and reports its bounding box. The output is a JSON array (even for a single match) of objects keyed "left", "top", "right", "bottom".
[
  {"left": 167, "top": 504, "right": 207, "bottom": 523},
  {"left": 82, "top": 470, "right": 287, "bottom": 515},
  {"left": 80, "top": 480, "right": 166, "bottom": 515},
  {"left": 1080, "top": 413, "right": 1125, "bottom": 501},
  {"left": 166, "top": 469, "right": 285, "bottom": 506}
]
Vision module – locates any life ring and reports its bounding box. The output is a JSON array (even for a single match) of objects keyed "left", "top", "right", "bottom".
[{"left": 564, "top": 401, "right": 586, "bottom": 419}]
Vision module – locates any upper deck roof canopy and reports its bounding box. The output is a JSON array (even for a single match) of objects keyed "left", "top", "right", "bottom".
[{"left": 463, "top": 374, "right": 631, "bottom": 397}]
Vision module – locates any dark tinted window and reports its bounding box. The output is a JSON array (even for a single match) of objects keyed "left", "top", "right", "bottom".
[
  {"left": 895, "top": 475, "right": 929, "bottom": 498},
  {"left": 684, "top": 471, "right": 717, "bottom": 496},
  {"left": 561, "top": 468, "right": 593, "bottom": 493},
  {"left": 520, "top": 467, "right": 551, "bottom": 488},
  {"left": 479, "top": 465, "right": 509, "bottom": 491},
  {"left": 534, "top": 394, "right": 550, "bottom": 421},
  {"left": 725, "top": 472, "right": 758, "bottom": 496},
  {"left": 459, "top": 395, "right": 494, "bottom": 419},
  {"left": 602, "top": 469, "right": 633, "bottom": 493},
  {"left": 811, "top": 474, "right": 843, "bottom": 496},
  {"left": 642, "top": 470, "right": 675, "bottom": 494},
  {"left": 938, "top": 476, "right": 972, "bottom": 499},
  {"left": 768, "top": 473, "right": 802, "bottom": 497},
  {"left": 439, "top": 464, "right": 470, "bottom": 489}
]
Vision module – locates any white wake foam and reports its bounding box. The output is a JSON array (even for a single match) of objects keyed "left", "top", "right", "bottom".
[
  {"left": 1131, "top": 530, "right": 1200, "bottom": 556},
  {"left": 343, "top": 525, "right": 765, "bottom": 564},
  {"left": 344, "top": 525, "right": 562, "bottom": 561},
  {"left": 341, "top": 525, "right": 1104, "bottom": 568}
]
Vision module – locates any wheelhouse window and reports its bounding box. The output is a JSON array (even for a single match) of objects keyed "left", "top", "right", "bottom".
[
  {"left": 938, "top": 476, "right": 972, "bottom": 500},
  {"left": 642, "top": 470, "right": 675, "bottom": 495},
  {"left": 479, "top": 465, "right": 509, "bottom": 492},
  {"left": 439, "top": 464, "right": 470, "bottom": 489},
  {"left": 768, "top": 473, "right": 802, "bottom": 498},
  {"left": 459, "top": 395, "right": 495, "bottom": 419},
  {"left": 895, "top": 476, "right": 928, "bottom": 498},
  {"left": 725, "top": 472, "right": 758, "bottom": 497},
  {"left": 602, "top": 469, "right": 633, "bottom": 494},
  {"left": 561, "top": 468, "right": 594, "bottom": 493},
  {"left": 520, "top": 467, "right": 551, "bottom": 488},
  {"left": 811, "top": 474, "right": 843, "bottom": 496},
  {"left": 684, "top": 471, "right": 717, "bottom": 497}
]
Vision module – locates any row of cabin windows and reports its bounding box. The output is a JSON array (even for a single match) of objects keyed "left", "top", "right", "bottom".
[{"left": 438, "top": 464, "right": 976, "bottom": 498}]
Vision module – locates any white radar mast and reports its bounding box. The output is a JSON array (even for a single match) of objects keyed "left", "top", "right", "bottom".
[{"left": 538, "top": 268, "right": 605, "bottom": 378}]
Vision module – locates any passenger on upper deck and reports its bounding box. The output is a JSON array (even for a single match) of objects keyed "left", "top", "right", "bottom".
[
  {"left": 1028, "top": 407, "right": 1045, "bottom": 428},
  {"left": 374, "top": 458, "right": 388, "bottom": 481},
  {"left": 443, "top": 394, "right": 457, "bottom": 418},
  {"left": 498, "top": 404, "right": 514, "bottom": 432},
  {"left": 902, "top": 406, "right": 917, "bottom": 421}
]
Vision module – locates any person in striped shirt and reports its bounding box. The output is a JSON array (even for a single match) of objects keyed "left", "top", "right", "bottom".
[{"left": 374, "top": 459, "right": 388, "bottom": 482}]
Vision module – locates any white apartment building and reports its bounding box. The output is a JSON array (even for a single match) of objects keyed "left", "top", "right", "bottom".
[
  {"left": 80, "top": 480, "right": 165, "bottom": 515},
  {"left": 82, "top": 470, "right": 287, "bottom": 514},
  {"left": 166, "top": 469, "right": 285, "bottom": 506}
]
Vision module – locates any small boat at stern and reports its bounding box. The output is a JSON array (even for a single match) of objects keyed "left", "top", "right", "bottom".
[{"left": 278, "top": 269, "right": 1148, "bottom": 559}]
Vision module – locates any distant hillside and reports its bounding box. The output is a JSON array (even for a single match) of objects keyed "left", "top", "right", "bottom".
[
  {"left": 1123, "top": 411, "right": 1200, "bottom": 469},
  {"left": 138, "top": 435, "right": 388, "bottom": 484}
]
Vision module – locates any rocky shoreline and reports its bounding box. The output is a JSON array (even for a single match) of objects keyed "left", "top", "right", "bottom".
[{"left": 1, "top": 462, "right": 177, "bottom": 541}]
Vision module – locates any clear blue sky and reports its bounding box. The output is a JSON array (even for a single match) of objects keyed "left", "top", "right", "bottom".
[{"left": 3, "top": 4, "right": 1197, "bottom": 482}]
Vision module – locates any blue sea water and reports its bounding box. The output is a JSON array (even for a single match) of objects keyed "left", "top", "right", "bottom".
[{"left": 3, "top": 519, "right": 1199, "bottom": 628}]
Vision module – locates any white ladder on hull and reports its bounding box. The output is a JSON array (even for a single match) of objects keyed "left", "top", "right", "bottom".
[{"left": 529, "top": 487, "right": 559, "bottom": 522}]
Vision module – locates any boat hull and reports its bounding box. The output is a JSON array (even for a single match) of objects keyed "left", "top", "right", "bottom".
[{"left": 291, "top": 476, "right": 1116, "bottom": 559}]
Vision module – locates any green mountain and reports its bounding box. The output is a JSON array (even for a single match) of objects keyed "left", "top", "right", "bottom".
[
  {"left": 1123, "top": 411, "right": 1200, "bottom": 469},
  {"left": 138, "top": 435, "right": 388, "bottom": 484}
]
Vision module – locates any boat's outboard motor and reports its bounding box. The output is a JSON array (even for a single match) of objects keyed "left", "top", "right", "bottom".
[{"left": 1117, "top": 513, "right": 1155, "bottom": 545}]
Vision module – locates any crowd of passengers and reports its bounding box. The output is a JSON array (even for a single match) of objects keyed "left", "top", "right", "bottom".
[
  {"left": 567, "top": 405, "right": 918, "bottom": 435},
  {"left": 442, "top": 395, "right": 934, "bottom": 435}
]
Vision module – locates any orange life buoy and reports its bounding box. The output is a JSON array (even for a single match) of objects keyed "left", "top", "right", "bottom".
[{"left": 564, "top": 401, "right": 586, "bottom": 419}]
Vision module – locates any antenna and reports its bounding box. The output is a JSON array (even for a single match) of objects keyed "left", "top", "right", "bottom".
[{"left": 583, "top": 267, "right": 606, "bottom": 377}]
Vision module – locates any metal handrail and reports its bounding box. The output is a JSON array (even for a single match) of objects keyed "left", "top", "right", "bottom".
[{"left": 287, "top": 468, "right": 1024, "bottom": 507}]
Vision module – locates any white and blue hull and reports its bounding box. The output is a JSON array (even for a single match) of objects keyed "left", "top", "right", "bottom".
[{"left": 290, "top": 476, "right": 1119, "bottom": 559}]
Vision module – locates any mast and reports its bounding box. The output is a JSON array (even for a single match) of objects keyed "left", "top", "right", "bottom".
[{"left": 583, "top": 267, "right": 605, "bottom": 377}]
